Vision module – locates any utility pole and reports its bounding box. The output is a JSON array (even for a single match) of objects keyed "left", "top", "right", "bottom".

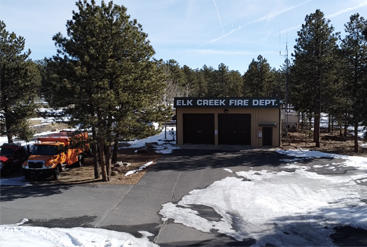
[{"left": 280, "top": 43, "right": 290, "bottom": 138}]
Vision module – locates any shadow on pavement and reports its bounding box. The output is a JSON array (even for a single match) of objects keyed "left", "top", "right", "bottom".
[
  {"left": 24, "top": 215, "right": 97, "bottom": 228},
  {"left": 159, "top": 235, "right": 255, "bottom": 247},
  {"left": 0, "top": 184, "right": 73, "bottom": 202},
  {"left": 150, "top": 149, "right": 319, "bottom": 172},
  {"left": 102, "top": 223, "right": 160, "bottom": 238},
  {"left": 254, "top": 204, "right": 367, "bottom": 247}
]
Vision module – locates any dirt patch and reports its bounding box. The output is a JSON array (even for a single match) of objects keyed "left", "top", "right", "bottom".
[
  {"left": 53, "top": 148, "right": 161, "bottom": 185},
  {"left": 282, "top": 131, "right": 367, "bottom": 157}
]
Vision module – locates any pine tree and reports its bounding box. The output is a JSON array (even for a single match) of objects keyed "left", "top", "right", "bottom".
[
  {"left": 45, "top": 0, "right": 168, "bottom": 181},
  {"left": 0, "top": 21, "right": 41, "bottom": 143},
  {"left": 242, "top": 55, "right": 273, "bottom": 97},
  {"left": 341, "top": 13, "right": 367, "bottom": 152},
  {"left": 292, "top": 10, "right": 339, "bottom": 147}
]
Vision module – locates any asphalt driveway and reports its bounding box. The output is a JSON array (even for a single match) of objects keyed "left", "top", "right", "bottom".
[{"left": 1, "top": 148, "right": 366, "bottom": 246}]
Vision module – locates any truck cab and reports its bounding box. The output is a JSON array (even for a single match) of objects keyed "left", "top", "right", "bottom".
[{"left": 0, "top": 143, "right": 29, "bottom": 176}]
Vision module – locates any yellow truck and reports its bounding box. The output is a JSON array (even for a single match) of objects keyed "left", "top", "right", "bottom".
[{"left": 23, "top": 131, "right": 89, "bottom": 180}]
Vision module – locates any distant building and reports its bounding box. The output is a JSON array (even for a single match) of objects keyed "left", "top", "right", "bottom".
[{"left": 281, "top": 105, "right": 299, "bottom": 131}]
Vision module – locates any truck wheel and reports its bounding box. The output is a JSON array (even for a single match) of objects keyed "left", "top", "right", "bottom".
[
  {"left": 77, "top": 155, "right": 84, "bottom": 167},
  {"left": 24, "top": 170, "right": 32, "bottom": 180},
  {"left": 53, "top": 166, "right": 60, "bottom": 180}
]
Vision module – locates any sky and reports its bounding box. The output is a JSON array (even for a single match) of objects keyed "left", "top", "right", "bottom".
[{"left": 1, "top": 0, "right": 367, "bottom": 73}]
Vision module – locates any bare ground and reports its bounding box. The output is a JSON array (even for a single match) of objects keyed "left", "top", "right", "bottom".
[
  {"left": 55, "top": 148, "right": 161, "bottom": 185},
  {"left": 282, "top": 130, "right": 367, "bottom": 157}
]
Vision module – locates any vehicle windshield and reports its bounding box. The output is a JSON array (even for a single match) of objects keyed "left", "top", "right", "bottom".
[
  {"left": 31, "top": 145, "right": 59, "bottom": 155},
  {"left": 0, "top": 147, "right": 15, "bottom": 156}
]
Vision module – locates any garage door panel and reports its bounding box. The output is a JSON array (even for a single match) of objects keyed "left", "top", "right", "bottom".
[
  {"left": 219, "top": 114, "right": 251, "bottom": 145},
  {"left": 183, "top": 114, "right": 214, "bottom": 144}
]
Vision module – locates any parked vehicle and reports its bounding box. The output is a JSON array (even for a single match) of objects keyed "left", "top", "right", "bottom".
[
  {"left": 23, "top": 131, "right": 89, "bottom": 179},
  {"left": 0, "top": 143, "right": 29, "bottom": 176}
]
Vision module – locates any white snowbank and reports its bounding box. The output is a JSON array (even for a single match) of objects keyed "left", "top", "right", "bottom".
[
  {"left": 125, "top": 161, "right": 154, "bottom": 176},
  {"left": 120, "top": 128, "right": 179, "bottom": 154},
  {"left": 160, "top": 151, "right": 367, "bottom": 246},
  {"left": 0, "top": 225, "right": 158, "bottom": 247},
  {"left": 0, "top": 136, "right": 7, "bottom": 146}
]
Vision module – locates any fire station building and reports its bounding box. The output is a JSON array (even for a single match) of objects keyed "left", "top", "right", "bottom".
[{"left": 174, "top": 98, "right": 280, "bottom": 147}]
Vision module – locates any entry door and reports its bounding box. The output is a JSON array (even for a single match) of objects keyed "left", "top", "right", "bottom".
[
  {"left": 262, "top": 127, "right": 273, "bottom": 146},
  {"left": 183, "top": 114, "right": 214, "bottom": 144},
  {"left": 218, "top": 114, "right": 251, "bottom": 145}
]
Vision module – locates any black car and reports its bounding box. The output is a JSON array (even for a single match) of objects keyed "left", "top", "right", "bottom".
[{"left": 0, "top": 143, "right": 29, "bottom": 176}]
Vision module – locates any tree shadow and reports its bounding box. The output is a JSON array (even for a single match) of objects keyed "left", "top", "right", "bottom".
[
  {"left": 149, "top": 149, "right": 330, "bottom": 172},
  {"left": 24, "top": 215, "right": 98, "bottom": 228},
  {"left": 0, "top": 183, "right": 73, "bottom": 202},
  {"left": 254, "top": 204, "right": 367, "bottom": 247}
]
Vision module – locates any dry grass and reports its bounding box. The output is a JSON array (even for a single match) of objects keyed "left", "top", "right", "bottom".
[
  {"left": 282, "top": 130, "right": 367, "bottom": 157},
  {"left": 54, "top": 148, "right": 161, "bottom": 185}
]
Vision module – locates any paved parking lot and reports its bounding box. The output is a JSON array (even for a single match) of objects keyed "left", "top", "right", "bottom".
[{"left": 1, "top": 148, "right": 366, "bottom": 246}]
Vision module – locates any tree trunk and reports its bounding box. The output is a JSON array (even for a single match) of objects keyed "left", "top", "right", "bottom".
[
  {"left": 331, "top": 115, "right": 334, "bottom": 132},
  {"left": 92, "top": 127, "right": 100, "bottom": 179},
  {"left": 112, "top": 134, "right": 120, "bottom": 164},
  {"left": 99, "top": 142, "right": 108, "bottom": 182},
  {"left": 339, "top": 121, "right": 342, "bottom": 136},
  {"left": 105, "top": 144, "right": 111, "bottom": 180},
  {"left": 354, "top": 122, "right": 359, "bottom": 153},
  {"left": 6, "top": 132, "right": 13, "bottom": 143},
  {"left": 328, "top": 113, "right": 331, "bottom": 133},
  {"left": 4, "top": 108, "right": 13, "bottom": 143},
  {"left": 314, "top": 111, "right": 320, "bottom": 147},
  {"left": 344, "top": 123, "right": 348, "bottom": 137}
]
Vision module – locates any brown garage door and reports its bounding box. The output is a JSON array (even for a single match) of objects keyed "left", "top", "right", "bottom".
[
  {"left": 218, "top": 114, "right": 251, "bottom": 145},
  {"left": 183, "top": 114, "right": 214, "bottom": 144}
]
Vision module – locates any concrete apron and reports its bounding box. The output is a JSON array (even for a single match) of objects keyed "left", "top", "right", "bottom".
[{"left": 177, "top": 144, "right": 278, "bottom": 152}]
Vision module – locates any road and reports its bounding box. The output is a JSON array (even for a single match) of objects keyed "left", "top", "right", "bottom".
[{"left": 1, "top": 148, "right": 366, "bottom": 246}]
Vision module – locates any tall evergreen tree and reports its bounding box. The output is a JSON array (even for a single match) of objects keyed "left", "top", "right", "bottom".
[
  {"left": 161, "top": 59, "right": 185, "bottom": 105},
  {"left": 0, "top": 20, "right": 41, "bottom": 143},
  {"left": 242, "top": 55, "right": 273, "bottom": 97},
  {"left": 341, "top": 13, "right": 367, "bottom": 152},
  {"left": 45, "top": 0, "right": 167, "bottom": 181},
  {"left": 292, "top": 10, "right": 339, "bottom": 147}
]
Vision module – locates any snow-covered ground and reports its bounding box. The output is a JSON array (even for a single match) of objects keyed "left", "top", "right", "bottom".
[
  {"left": 348, "top": 125, "right": 366, "bottom": 138},
  {"left": 0, "top": 224, "right": 158, "bottom": 247},
  {"left": 160, "top": 149, "right": 367, "bottom": 246},
  {"left": 120, "top": 127, "right": 179, "bottom": 154}
]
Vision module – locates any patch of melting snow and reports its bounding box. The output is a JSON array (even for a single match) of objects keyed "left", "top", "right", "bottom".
[
  {"left": 119, "top": 128, "right": 179, "bottom": 154},
  {"left": 125, "top": 161, "right": 154, "bottom": 176},
  {"left": 160, "top": 150, "right": 367, "bottom": 246},
  {"left": 0, "top": 225, "right": 158, "bottom": 247},
  {"left": 223, "top": 168, "right": 233, "bottom": 173}
]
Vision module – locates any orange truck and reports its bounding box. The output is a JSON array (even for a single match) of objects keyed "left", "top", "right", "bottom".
[{"left": 23, "top": 131, "right": 89, "bottom": 179}]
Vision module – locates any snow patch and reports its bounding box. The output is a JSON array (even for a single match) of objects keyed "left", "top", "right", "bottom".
[
  {"left": 160, "top": 151, "right": 367, "bottom": 246},
  {"left": 223, "top": 168, "right": 233, "bottom": 173},
  {"left": 120, "top": 128, "right": 179, "bottom": 154},
  {"left": 277, "top": 149, "right": 367, "bottom": 169},
  {"left": 125, "top": 161, "right": 154, "bottom": 176},
  {"left": 0, "top": 225, "right": 158, "bottom": 247}
]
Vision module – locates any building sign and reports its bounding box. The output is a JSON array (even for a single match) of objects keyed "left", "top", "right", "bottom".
[{"left": 174, "top": 98, "right": 280, "bottom": 108}]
